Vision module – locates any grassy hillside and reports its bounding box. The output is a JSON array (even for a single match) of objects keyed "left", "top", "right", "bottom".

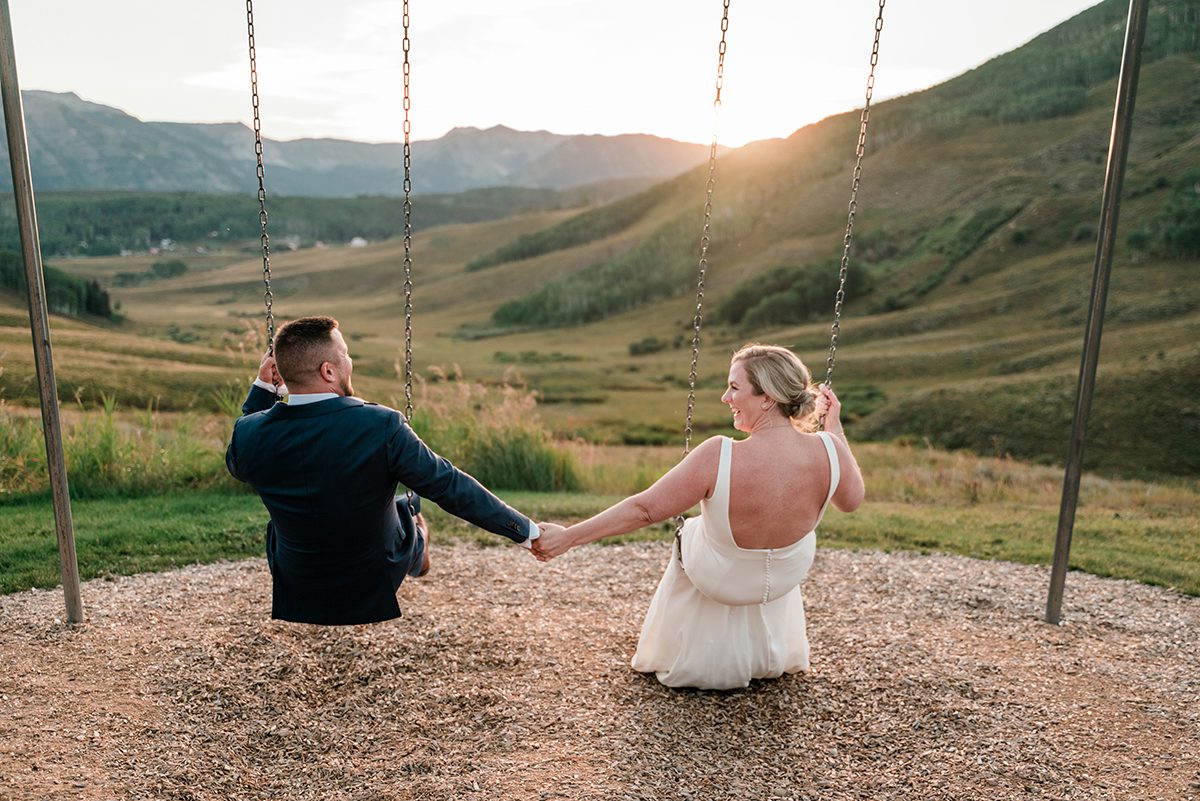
[{"left": 1, "top": 0, "right": 1197, "bottom": 477}]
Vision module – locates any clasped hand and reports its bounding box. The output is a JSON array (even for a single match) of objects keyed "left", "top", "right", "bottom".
[
  {"left": 529, "top": 522, "right": 570, "bottom": 561},
  {"left": 816, "top": 384, "right": 843, "bottom": 432},
  {"left": 257, "top": 350, "right": 287, "bottom": 394}
]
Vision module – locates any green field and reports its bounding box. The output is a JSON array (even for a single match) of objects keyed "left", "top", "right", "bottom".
[{"left": 3, "top": 425, "right": 1197, "bottom": 597}]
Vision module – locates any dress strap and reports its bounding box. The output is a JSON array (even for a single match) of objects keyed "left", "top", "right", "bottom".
[
  {"left": 714, "top": 435, "right": 733, "bottom": 507},
  {"left": 701, "top": 435, "right": 734, "bottom": 544},
  {"left": 815, "top": 432, "right": 841, "bottom": 521}
]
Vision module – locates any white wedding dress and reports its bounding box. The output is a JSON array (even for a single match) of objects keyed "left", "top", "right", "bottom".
[{"left": 631, "top": 432, "right": 840, "bottom": 690}]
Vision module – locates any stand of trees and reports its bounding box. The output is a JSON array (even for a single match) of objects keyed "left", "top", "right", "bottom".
[{"left": 0, "top": 249, "right": 114, "bottom": 319}]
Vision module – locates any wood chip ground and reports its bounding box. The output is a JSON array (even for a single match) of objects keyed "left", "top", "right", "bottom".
[{"left": 1, "top": 544, "right": 1197, "bottom": 800}]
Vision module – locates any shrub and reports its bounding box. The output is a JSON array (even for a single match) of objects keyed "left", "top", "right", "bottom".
[
  {"left": 0, "top": 403, "right": 47, "bottom": 496},
  {"left": 629, "top": 337, "right": 668, "bottom": 356},
  {"left": 492, "top": 214, "right": 697, "bottom": 328},
  {"left": 944, "top": 205, "right": 1024, "bottom": 264},
  {"left": 0, "top": 397, "right": 237, "bottom": 499},
  {"left": 718, "top": 261, "right": 872, "bottom": 328},
  {"left": 1153, "top": 169, "right": 1200, "bottom": 259},
  {"left": 151, "top": 259, "right": 188, "bottom": 278},
  {"left": 466, "top": 185, "right": 665, "bottom": 271},
  {"left": 405, "top": 380, "right": 581, "bottom": 493},
  {"left": 1126, "top": 228, "right": 1152, "bottom": 254},
  {"left": 1, "top": 380, "right": 582, "bottom": 499}
]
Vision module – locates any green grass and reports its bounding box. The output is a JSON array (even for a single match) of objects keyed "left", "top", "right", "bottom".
[
  {"left": 0, "top": 492, "right": 267, "bottom": 594},
  {"left": 0, "top": 490, "right": 635, "bottom": 595},
  {"left": 4, "top": 442, "right": 1197, "bottom": 597},
  {"left": 819, "top": 503, "right": 1200, "bottom": 594},
  {"left": 3, "top": 488, "right": 1195, "bottom": 597}
]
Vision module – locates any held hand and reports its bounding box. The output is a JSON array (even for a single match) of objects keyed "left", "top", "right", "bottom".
[
  {"left": 532, "top": 522, "right": 571, "bottom": 561},
  {"left": 257, "top": 351, "right": 285, "bottom": 391},
  {"left": 817, "top": 384, "right": 844, "bottom": 434}
]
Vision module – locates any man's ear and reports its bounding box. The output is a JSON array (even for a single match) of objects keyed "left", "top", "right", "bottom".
[{"left": 318, "top": 361, "right": 334, "bottom": 383}]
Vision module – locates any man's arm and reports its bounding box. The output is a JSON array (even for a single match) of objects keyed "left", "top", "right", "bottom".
[
  {"left": 386, "top": 413, "right": 534, "bottom": 545},
  {"left": 225, "top": 423, "right": 246, "bottom": 483},
  {"left": 227, "top": 352, "right": 286, "bottom": 481},
  {"left": 241, "top": 352, "right": 286, "bottom": 416},
  {"left": 241, "top": 382, "right": 280, "bottom": 416}
]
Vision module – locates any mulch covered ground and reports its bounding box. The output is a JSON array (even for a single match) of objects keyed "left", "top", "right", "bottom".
[{"left": 1, "top": 542, "right": 1197, "bottom": 801}]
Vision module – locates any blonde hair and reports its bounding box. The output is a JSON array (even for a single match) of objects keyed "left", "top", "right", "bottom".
[{"left": 731, "top": 343, "right": 817, "bottom": 424}]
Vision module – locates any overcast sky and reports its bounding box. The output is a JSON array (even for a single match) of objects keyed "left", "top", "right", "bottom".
[{"left": 8, "top": 0, "right": 1105, "bottom": 147}]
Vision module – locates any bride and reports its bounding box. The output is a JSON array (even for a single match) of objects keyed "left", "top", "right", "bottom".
[{"left": 534, "top": 343, "right": 865, "bottom": 690}]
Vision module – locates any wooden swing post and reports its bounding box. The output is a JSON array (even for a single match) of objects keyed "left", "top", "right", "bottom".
[{"left": 0, "top": 0, "right": 84, "bottom": 623}]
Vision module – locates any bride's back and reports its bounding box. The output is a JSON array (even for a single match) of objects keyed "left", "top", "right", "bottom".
[{"left": 726, "top": 430, "right": 834, "bottom": 550}]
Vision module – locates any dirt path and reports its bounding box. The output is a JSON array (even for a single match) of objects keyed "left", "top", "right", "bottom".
[{"left": 1, "top": 544, "right": 1197, "bottom": 801}]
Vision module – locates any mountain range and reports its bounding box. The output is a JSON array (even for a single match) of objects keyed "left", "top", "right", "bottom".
[{"left": 3, "top": 91, "right": 716, "bottom": 197}]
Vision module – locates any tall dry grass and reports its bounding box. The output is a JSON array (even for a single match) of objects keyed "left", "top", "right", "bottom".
[
  {"left": 1, "top": 397, "right": 235, "bottom": 499},
  {"left": 401, "top": 371, "right": 581, "bottom": 493}
]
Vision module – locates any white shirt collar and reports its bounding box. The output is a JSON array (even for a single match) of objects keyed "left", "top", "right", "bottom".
[{"left": 285, "top": 392, "right": 341, "bottom": 406}]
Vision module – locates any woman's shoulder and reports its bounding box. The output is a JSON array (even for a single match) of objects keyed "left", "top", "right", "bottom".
[
  {"left": 735, "top": 429, "right": 829, "bottom": 462},
  {"left": 691, "top": 434, "right": 729, "bottom": 456},
  {"left": 680, "top": 435, "right": 727, "bottom": 473}
]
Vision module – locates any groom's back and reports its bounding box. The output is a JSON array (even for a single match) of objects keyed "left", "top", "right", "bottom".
[{"left": 229, "top": 398, "right": 403, "bottom": 555}]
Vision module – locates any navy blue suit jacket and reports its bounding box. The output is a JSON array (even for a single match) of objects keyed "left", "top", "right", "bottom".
[{"left": 226, "top": 385, "right": 532, "bottom": 625}]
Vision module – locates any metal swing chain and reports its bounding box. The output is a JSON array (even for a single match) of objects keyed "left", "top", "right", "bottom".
[
  {"left": 401, "top": 0, "right": 415, "bottom": 423},
  {"left": 681, "top": 0, "right": 729, "bottom": 460},
  {"left": 675, "top": 0, "right": 731, "bottom": 557},
  {"left": 246, "top": 0, "right": 277, "bottom": 396},
  {"left": 824, "top": 0, "right": 885, "bottom": 396},
  {"left": 401, "top": 0, "right": 417, "bottom": 516}
]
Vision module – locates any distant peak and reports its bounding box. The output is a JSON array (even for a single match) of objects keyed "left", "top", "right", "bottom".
[
  {"left": 443, "top": 124, "right": 557, "bottom": 138},
  {"left": 26, "top": 89, "right": 84, "bottom": 103}
]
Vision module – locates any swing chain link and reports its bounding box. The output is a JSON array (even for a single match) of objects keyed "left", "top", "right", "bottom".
[
  {"left": 676, "top": 0, "right": 731, "bottom": 552},
  {"left": 401, "top": 0, "right": 414, "bottom": 423},
  {"left": 682, "top": 0, "right": 730, "bottom": 459},
  {"left": 246, "top": 0, "right": 278, "bottom": 397},
  {"left": 401, "top": 0, "right": 417, "bottom": 517},
  {"left": 823, "top": 0, "right": 885, "bottom": 404}
]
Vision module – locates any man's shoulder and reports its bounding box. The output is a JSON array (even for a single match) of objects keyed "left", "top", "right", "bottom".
[
  {"left": 232, "top": 408, "right": 270, "bottom": 428},
  {"left": 338, "top": 399, "right": 403, "bottom": 427},
  {"left": 354, "top": 399, "right": 395, "bottom": 414}
]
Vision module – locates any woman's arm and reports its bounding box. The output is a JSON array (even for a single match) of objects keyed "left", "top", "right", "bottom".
[
  {"left": 535, "top": 436, "right": 723, "bottom": 558},
  {"left": 817, "top": 385, "right": 865, "bottom": 512}
]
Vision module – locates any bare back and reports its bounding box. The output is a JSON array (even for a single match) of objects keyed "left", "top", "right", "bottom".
[{"left": 726, "top": 431, "right": 836, "bottom": 550}]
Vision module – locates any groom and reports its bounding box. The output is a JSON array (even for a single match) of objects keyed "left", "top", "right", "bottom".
[{"left": 226, "top": 315, "right": 539, "bottom": 625}]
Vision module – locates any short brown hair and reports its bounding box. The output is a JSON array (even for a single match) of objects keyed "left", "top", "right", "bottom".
[{"left": 273, "top": 316, "right": 339, "bottom": 384}]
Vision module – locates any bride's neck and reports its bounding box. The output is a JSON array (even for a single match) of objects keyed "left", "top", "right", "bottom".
[{"left": 749, "top": 418, "right": 794, "bottom": 435}]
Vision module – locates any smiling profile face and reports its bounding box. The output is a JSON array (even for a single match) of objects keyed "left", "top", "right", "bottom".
[{"left": 721, "top": 359, "right": 763, "bottom": 433}]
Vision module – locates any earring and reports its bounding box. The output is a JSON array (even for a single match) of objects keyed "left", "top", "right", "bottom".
[{"left": 761, "top": 403, "right": 771, "bottom": 410}]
